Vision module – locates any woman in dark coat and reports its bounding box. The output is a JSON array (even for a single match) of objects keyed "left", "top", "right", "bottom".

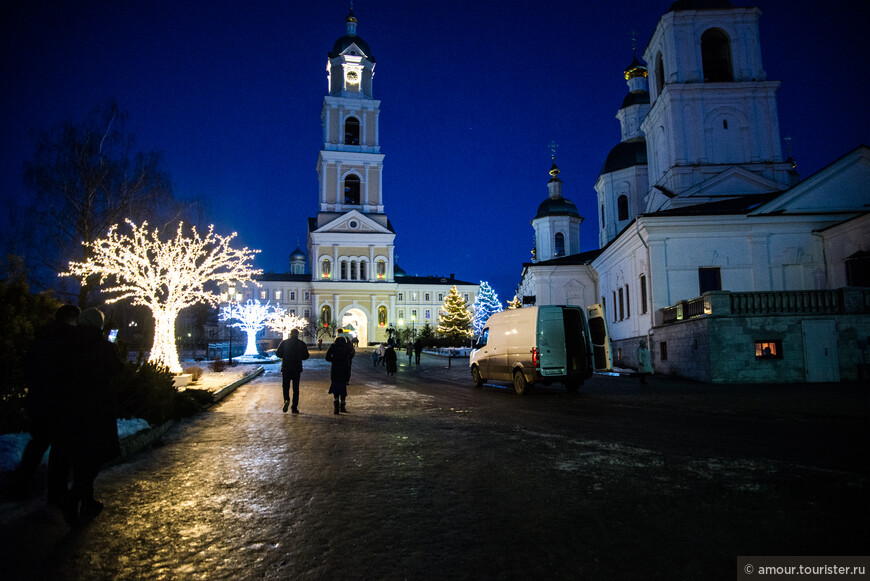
[
  {"left": 384, "top": 344, "right": 398, "bottom": 375},
  {"left": 325, "top": 336, "right": 355, "bottom": 414}
]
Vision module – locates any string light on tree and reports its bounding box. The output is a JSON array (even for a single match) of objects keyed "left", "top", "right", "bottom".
[
  {"left": 61, "top": 219, "right": 261, "bottom": 373},
  {"left": 436, "top": 285, "right": 473, "bottom": 339},
  {"left": 220, "top": 300, "right": 285, "bottom": 356},
  {"left": 472, "top": 281, "right": 503, "bottom": 337}
]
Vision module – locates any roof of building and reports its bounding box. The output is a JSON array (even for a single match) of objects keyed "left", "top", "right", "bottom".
[
  {"left": 329, "top": 8, "right": 374, "bottom": 62},
  {"left": 599, "top": 137, "right": 648, "bottom": 176},
  {"left": 534, "top": 196, "right": 581, "bottom": 219},
  {"left": 669, "top": 0, "right": 733, "bottom": 10},
  {"left": 397, "top": 275, "right": 477, "bottom": 286},
  {"left": 621, "top": 90, "right": 650, "bottom": 109},
  {"left": 647, "top": 192, "right": 782, "bottom": 217},
  {"left": 523, "top": 248, "right": 603, "bottom": 268},
  {"left": 256, "top": 272, "right": 313, "bottom": 282},
  {"left": 289, "top": 246, "right": 306, "bottom": 261}
]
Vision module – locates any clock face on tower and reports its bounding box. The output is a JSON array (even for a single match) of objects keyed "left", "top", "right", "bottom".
[{"left": 346, "top": 70, "right": 359, "bottom": 85}]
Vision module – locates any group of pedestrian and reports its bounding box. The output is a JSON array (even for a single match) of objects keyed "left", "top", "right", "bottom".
[{"left": 15, "top": 305, "right": 123, "bottom": 527}]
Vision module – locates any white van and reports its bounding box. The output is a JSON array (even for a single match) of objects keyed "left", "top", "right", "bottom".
[{"left": 470, "top": 306, "right": 594, "bottom": 395}]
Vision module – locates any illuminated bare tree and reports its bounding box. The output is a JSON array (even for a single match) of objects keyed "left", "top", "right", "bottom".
[
  {"left": 61, "top": 219, "right": 260, "bottom": 373},
  {"left": 219, "top": 300, "right": 283, "bottom": 356},
  {"left": 266, "top": 311, "right": 309, "bottom": 340}
]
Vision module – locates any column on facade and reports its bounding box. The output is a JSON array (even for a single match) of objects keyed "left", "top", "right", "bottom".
[
  {"left": 388, "top": 246, "right": 394, "bottom": 280},
  {"left": 749, "top": 234, "right": 772, "bottom": 291},
  {"left": 364, "top": 162, "right": 370, "bottom": 207},
  {"left": 336, "top": 162, "right": 342, "bottom": 207},
  {"left": 370, "top": 294, "right": 378, "bottom": 343},
  {"left": 334, "top": 294, "right": 340, "bottom": 328},
  {"left": 369, "top": 245, "right": 375, "bottom": 281},
  {"left": 333, "top": 244, "right": 340, "bottom": 280},
  {"left": 389, "top": 293, "right": 396, "bottom": 331},
  {"left": 648, "top": 238, "right": 669, "bottom": 311}
]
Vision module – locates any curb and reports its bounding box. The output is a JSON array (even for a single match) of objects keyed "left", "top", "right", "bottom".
[{"left": 118, "top": 365, "right": 265, "bottom": 461}]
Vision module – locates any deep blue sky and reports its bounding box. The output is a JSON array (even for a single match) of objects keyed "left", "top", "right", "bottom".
[{"left": 2, "top": 1, "right": 867, "bottom": 303}]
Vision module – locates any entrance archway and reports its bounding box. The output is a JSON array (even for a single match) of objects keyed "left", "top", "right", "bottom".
[{"left": 341, "top": 307, "right": 369, "bottom": 347}]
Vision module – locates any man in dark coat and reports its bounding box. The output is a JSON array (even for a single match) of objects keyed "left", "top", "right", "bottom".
[
  {"left": 12, "top": 304, "right": 80, "bottom": 502},
  {"left": 276, "top": 329, "right": 310, "bottom": 413},
  {"left": 325, "top": 336, "right": 355, "bottom": 414},
  {"left": 414, "top": 339, "right": 423, "bottom": 365},
  {"left": 54, "top": 307, "right": 123, "bottom": 526}
]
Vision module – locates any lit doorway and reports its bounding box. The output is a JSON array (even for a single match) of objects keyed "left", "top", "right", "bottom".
[{"left": 341, "top": 308, "right": 369, "bottom": 347}]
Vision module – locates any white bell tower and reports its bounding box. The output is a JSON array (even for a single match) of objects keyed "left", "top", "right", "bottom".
[{"left": 641, "top": 2, "right": 794, "bottom": 202}]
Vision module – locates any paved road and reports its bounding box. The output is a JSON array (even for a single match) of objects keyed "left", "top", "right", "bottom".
[{"left": 2, "top": 352, "right": 867, "bottom": 580}]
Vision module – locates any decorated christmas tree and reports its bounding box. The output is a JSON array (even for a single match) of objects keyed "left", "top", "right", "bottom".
[
  {"left": 437, "top": 285, "right": 473, "bottom": 340},
  {"left": 472, "top": 281, "right": 503, "bottom": 337}
]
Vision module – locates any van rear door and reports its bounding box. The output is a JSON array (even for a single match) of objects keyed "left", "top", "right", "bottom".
[
  {"left": 536, "top": 307, "right": 567, "bottom": 377},
  {"left": 586, "top": 303, "right": 613, "bottom": 372}
]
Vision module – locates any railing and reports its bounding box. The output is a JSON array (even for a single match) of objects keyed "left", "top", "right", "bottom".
[
  {"left": 728, "top": 290, "right": 841, "bottom": 315},
  {"left": 658, "top": 288, "right": 869, "bottom": 325}
]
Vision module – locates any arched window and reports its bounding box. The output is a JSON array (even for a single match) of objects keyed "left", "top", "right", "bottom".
[
  {"left": 350, "top": 260, "right": 358, "bottom": 280},
  {"left": 321, "top": 259, "right": 331, "bottom": 279},
  {"left": 321, "top": 305, "right": 332, "bottom": 327},
  {"left": 701, "top": 29, "right": 733, "bottom": 82},
  {"left": 344, "top": 174, "right": 361, "bottom": 205},
  {"left": 554, "top": 233, "right": 565, "bottom": 257},
  {"left": 344, "top": 116, "right": 360, "bottom": 145},
  {"left": 340, "top": 260, "right": 347, "bottom": 280},
  {"left": 359, "top": 260, "right": 367, "bottom": 280},
  {"left": 655, "top": 52, "right": 665, "bottom": 96},
  {"left": 617, "top": 195, "right": 629, "bottom": 221},
  {"left": 378, "top": 306, "right": 387, "bottom": 327},
  {"left": 376, "top": 260, "right": 386, "bottom": 279}
]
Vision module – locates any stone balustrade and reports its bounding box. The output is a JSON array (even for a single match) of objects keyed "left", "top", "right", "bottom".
[{"left": 658, "top": 287, "right": 870, "bottom": 325}]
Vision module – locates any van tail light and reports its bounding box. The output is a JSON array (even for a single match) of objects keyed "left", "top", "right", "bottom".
[{"left": 531, "top": 347, "right": 540, "bottom": 368}]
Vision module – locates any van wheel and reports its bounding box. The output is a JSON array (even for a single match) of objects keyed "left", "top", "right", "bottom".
[
  {"left": 471, "top": 366, "right": 484, "bottom": 388},
  {"left": 513, "top": 371, "right": 529, "bottom": 395},
  {"left": 566, "top": 380, "right": 582, "bottom": 392}
]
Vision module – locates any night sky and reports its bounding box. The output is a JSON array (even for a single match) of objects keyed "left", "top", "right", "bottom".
[{"left": 2, "top": 1, "right": 867, "bottom": 303}]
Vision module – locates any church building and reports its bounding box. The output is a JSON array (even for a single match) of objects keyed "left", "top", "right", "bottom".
[
  {"left": 518, "top": 0, "right": 869, "bottom": 383},
  {"left": 220, "top": 8, "right": 478, "bottom": 348}
]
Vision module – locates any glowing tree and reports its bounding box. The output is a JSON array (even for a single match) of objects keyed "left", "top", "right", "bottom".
[
  {"left": 61, "top": 219, "right": 260, "bottom": 373},
  {"left": 508, "top": 295, "right": 523, "bottom": 310},
  {"left": 220, "top": 300, "right": 283, "bottom": 356},
  {"left": 472, "top": 281, "right": 503, "bottom": 337},
  {"left": 437, "top": 285, "right": 473, "bottom": 340},
  {"left": 266, "top": 311, "right": 309, "bottom": 340}
]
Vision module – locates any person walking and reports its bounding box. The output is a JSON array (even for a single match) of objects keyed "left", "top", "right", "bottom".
[
  {"left": 276, "top": 329, "right": 310, "bottom": 413},
  {"left": 376, "top": 342, "right": 386, "bottom": 366},
  {"left": 637, "top": 340, "right": 653, "bottom": 384},
  {"left": 406, "top": 343, "right": 413, "bottom": 365},
  {"left": 325, "top": 336, "right": 355, "bottom": 414},
  {"left": 384, "top": 344, "right": 398, "bottom": 375},
  {"left": 12, "top": 304, "right": 80, "bottom": 502},
  {"left": 414, "top": 339, "right": 423, "bottom": 365},
  {"left": 55, "top": 308, "right": 123, "bottom": 526},
  {"left": 370, "top": 347, "right": 379, "bottom": 366}
]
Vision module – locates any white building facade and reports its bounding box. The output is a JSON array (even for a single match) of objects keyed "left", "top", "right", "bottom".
[{"left": 518, "top": 1, "right": 870, "bottom": 382}]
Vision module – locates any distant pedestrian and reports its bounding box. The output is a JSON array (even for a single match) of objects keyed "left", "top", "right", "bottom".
[
  {"left": 276, "top": 329, "right": 310, "bottom": 413},
  {"left": 325, "top": 336, "right": 355, "bottom": 414},
  {"left": 385, "top": 345, "right": 397, "bottom": 375},
  {"left": 637, "top": 340, "right": 653, "bottom": 384},
  {"left": 371, "top": 347, "right": 379, "bottom": 366},
  {"left": 406, "top": 343, "right": 413, "bottom": 365},
  {"left": 377, "top": 342, "right": 386, "bottom": 366},
  {"left": 54, "top": 308, "right": 123, "bottom": 526},
  {"left": 12, "top": 304, "right": 80, "bottom": 502},
  {"left": 414, "top": 339, "right": 423, "bottom": 365},
  {"left": 318, "top": 338, "right": 323, "bottom": 351}
]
